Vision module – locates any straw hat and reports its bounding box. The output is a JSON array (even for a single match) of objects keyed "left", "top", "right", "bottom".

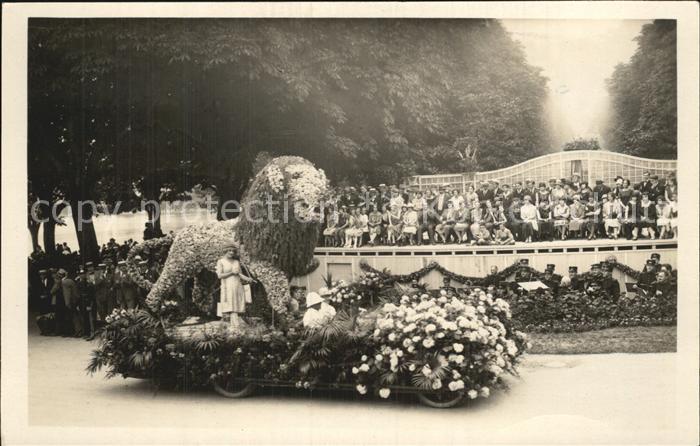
[{"left": 306, "top": 292, "right": 325, "bottom": 307}]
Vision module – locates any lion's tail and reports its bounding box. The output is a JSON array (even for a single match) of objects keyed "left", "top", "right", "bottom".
[{"left": 124, "top": 235, "right": 175, "bottom": 293}]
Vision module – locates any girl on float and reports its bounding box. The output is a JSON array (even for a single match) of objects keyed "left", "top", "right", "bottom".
[{"left": 216, "top": 247, "right": 255, "bottom": 329}]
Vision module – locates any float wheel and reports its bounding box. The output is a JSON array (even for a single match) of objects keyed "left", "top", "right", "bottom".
[
  {"left": 417, "top": 390, "right": 464, "bottom": 408},
  {"left": 211, "top": 374, "right": 257, "bottom": 398}
]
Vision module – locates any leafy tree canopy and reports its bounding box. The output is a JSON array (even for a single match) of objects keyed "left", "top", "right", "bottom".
[{"left": 604, "top": 20, "right": 676, "bottom": 159}]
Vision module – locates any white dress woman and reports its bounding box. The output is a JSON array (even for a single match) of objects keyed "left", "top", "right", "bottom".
[{"left": 216, "top": 250, "right": 253, "bottom": 327}]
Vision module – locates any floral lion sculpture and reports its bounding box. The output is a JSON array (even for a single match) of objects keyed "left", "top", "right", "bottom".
[{"left": 127, "top": 156, "right": 329, "bottom": 315}]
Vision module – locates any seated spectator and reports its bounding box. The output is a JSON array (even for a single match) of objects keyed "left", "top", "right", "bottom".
[
  {"left": 401, "top": 204, "right": 419, "bottom": 245},
  {"left": 473, "top": 224, "right": 493, "bottom": 245},
  {"left": 335, "top": 205, "right": 350, "bottom": 247},
  {"left": 386, "top": 205, "right": 403, "bottom": 245},
  {"left": 367, "top": 205, "right": 384, "bottom": 245},
  {"left": 506, "top": 197, "right": 522, "bottom": 241},
  {"left": 584, "top": 195, "right": 600, "bottom": 240},
  {"left": 323, "top": 209, "right": 339, "bottom": 247},
  {"left": 436, "top": 202, "right": 458, "bottom": 244},
  {"left": 453, "top": 205, "right": 471, "bottom": 243},
  {"left": 482, "top": 200, "right": 497, "bottom": 233},
  {"left": 667, "top": 192, "right": 678, "bottom": 238},
  {"left": 638, "top": 193, "right": 657, "bottom": 240},
  {"left": 553, "top": 197, "right": 570, "bottom": 240},
  {"left": 568, "top": 195, "right": 586, "bottom": 239},
  {"left": 537, "top": 200, "right": 553, "bottom": 242},
  {"left": 655, "top": 196, "right": 671, "bottom": 239},
  {"left": 418, "top": 206, "right": 440, "bottom": 245},
  {"left": 622, "top": 194, "right": 640, "bottom": 240},
  {"left": 519, "top": 195, "right": 538, "bottom": 243},
  {"left": 603, "top": 194, "right": 622, "bottom": 239},
  {"left": 494, "top": 222, "right": 515, "bottom": 245}
]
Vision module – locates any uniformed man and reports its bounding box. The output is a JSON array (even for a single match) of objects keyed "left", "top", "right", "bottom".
[
  {"left": 440, "top": 277, "right": 457, "bottom": 296},
  {"left": 562, "top": 266, "right": 584, "bottom": 291},
  {"left": 514, "top": 259, "right": 532, "bottom": 282},
  {"left": 584, "top": 263, "right": 604, "bottom": 294},
  {"left": 633, "top": 259, "right": 658, "bottom": 296},
  {"left": 600, "top": 263, "right": 620, "bottom": 299},
  {"left": 542, "top": 265, "right": 559, "bottom": 294}
]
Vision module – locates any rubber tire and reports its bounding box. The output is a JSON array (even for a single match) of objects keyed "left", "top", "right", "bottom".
[
  {"left": 417, "top": 391, "right": 464, "bottom": 408},
  {"left": 211, "top": 376, "right": 257, "bottom": 398}
]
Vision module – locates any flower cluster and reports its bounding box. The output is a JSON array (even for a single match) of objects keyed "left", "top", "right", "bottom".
[
  {"left": 284, "top": 164, "right": 328, "bottom": 213},
  {"left": 351, "top": 288, "right": 527, "bottom": 399},
  {"left": 266, "top": 165, "right": 285, "bottom": 193}
]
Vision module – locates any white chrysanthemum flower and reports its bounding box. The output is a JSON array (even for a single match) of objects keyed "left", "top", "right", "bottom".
[
  {"left": 359, "top": 363, "right": 370, "bottom": 372},
  {"left": 356, "top": 384, "right": 368, "bottom": 395},
  {"left": 352, "top": 367, "right": 359, "bottom": 374},
  {"left": 453, "top": 343, "right": 464, "bottom": 353},
  {"left": 479, "top": 387, "right": 490, "bottom": 398},
  {"left": 468, "top": 390, "right": 478, "bottom": 399},
  {"left": 422, "top": 338, "right": 435, "bottom": 348},
  {"left": 432, "top": 380, "right": 443, "bottom": 390},
  {"left": 375, "top": 354, "right": 383, "bottom": 362},
  {"left": 422, "top": 365, "right": 432, "bottom": 377},
  {"left": 379, "top": 388, "right": 391, "bottom": 399},
  {"left": 388, "top": 333, "right": 397, "bottom": 341},
  {"left": 425, "top": 323, "right": 437, "bottom": 333}
]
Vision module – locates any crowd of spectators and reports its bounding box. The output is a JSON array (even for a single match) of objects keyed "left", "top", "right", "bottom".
[
  {"left": 29, "top": 232, "right": 175, "bottom": 339},
  {"left": 320, "top": 171, "right": 678, "bottom": 247}
]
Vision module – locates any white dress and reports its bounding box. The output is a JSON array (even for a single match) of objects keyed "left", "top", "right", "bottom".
[{"left": 216, "top": 257, "right": 245, "bottom": 315}]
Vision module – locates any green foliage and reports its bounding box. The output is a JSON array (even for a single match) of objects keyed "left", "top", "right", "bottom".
[
  {"left": 29, "top": 18, "right": 551, "bottom": 217},
  {"left": 562, "top": 137, "right": 601, "bottom": 152},
  {"left": 507, "top": 287, "right": 677, "bottom": 333},
  {"left": 604, "top": 20, "right": 676, "bottom": 159}
]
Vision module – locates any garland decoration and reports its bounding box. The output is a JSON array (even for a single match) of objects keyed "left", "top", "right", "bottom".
[{"left": 359, "top": 259, "right": 642, "bottom": 286}]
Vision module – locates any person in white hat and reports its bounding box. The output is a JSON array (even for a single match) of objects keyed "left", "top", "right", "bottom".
[{"left": 302, "top": 291, "right": 336, "bottom": 328}]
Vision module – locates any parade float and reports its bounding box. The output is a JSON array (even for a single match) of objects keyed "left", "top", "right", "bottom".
[{"left": 86, "top": 156, "right": 529, "bottom": 408}]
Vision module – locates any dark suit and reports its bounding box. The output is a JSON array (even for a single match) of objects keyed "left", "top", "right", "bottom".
[
  {"left": 476, "top": 189, "right": 494, "bottom": 206},
  {"left": 431, "top": 194, "right": 450, "bottom": 214}
]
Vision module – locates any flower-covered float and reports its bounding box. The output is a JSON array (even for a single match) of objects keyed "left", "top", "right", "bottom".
[
  {"left": 88, "top": 156, "right": 528, "bottom": 408},
  {"left": 89, "top": 275, "right": 527, "bottom": 408}
]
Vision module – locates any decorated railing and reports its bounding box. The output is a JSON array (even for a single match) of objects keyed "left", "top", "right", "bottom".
[{"left": 408, "top": 151, "right": 676, "bottom": 191}]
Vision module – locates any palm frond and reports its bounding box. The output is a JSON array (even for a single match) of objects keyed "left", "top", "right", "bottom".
[
  {"left": 195, "top": 338, "right": 220, "bottom": 352},
  {"left": 411, "top": 372, "right": 434, "bottom": 390},
  {"left": 321, "top": 272, "right": 334, "bottom": 288},
  {"left": 379, "top": 371, "right": 398, "bottom": 386}
]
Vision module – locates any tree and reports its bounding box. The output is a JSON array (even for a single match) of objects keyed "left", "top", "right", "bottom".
[
  {"left": 28, "top": 18, "right": 552, "bottom": 253},
  {"left": 604, "top": 20, "right": 676, "bottom": 159},
  {"left": 562, "top": 137, "right": 601, "bottom": 152}
]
